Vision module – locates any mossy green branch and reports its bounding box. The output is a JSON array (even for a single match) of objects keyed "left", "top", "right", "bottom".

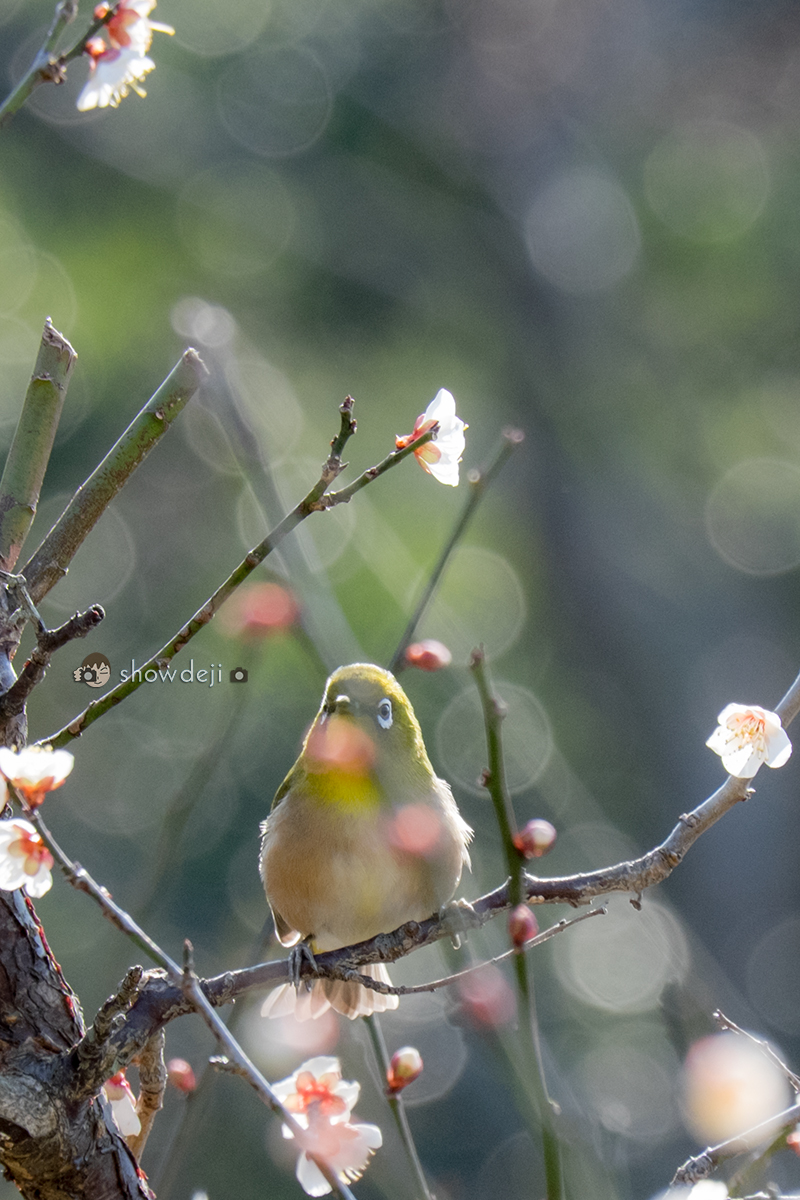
[
  {"left": 22, "top": 348, "right": 208, "bottom": 606},
  {"left": 470, "top": 649, "right": 563, "bottom": 1200},
  {"left": 0, "top": 320, "right": 76, "bottom": 573}
]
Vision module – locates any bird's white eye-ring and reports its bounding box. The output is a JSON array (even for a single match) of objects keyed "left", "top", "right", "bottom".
[{"left": 377, "top": 698, "right": 393, "bottom": 729}]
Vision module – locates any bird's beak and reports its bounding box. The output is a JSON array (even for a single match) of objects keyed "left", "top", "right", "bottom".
[{"left": 333, "top": 692, "right": 352, "bottom": 715}]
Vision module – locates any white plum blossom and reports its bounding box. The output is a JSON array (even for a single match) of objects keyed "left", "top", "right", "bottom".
[
  {"left": 0, "top": 818, "right": 54, "bottom": 898},
  {"left": 396, "top": 388, "right": 467, "bottom": 486},
  {"left": 0, "top": 744, "right": 74, "bottom": 808},
  {"left": 77, "top": 0, "right": 173, "bottom": 111},
  {"left": 706, "top": 703, "right": 792, "bottom": 778},
  {"left": 103, "top": 1071, "right": 141, "bottom": 1136},
  {"left": 77, "top": 46, "right": 155, "bottom": 111},
  {"left": 103, "top": 0, "right": 174, "bottom": 54},
  {"left": 272, "top": 1056, "right": 382, "bottom": 1197}
]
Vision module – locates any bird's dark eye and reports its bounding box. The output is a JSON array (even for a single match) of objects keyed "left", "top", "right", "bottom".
[{"left": 377, "top": 698, "right": 393, "bottom": 729}]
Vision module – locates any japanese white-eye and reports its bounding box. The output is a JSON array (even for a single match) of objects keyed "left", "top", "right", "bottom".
[{"left": 260, "top": 663, "right": 472, "bottom": 1020}]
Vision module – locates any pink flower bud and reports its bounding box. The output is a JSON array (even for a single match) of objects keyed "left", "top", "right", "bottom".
[
  {"left": 514, "top": 818, "right": 557, "bottom": 859},
  {"left": 167, "top": 1058, "right": 197, "bottom": 1093},
  {"left": 386, "top": 1047, "right": 423, "bottom": 1094},
  {"left": 404, "top": 640, "right": 452, "bottom": 672},
  {"left": 508, "top": 904, "right": 538, "bottom": 951}
]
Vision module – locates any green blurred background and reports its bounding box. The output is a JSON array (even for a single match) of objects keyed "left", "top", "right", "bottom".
[{"left": 3, "top": 0, "right": 800, "bottom": 1196}]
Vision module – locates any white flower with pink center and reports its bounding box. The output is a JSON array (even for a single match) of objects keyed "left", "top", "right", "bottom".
[
  {"left": 396, "top": 388, "right": 467, "bottom": 486},
  {"left": 0, "top": 818, "right": 54, "bottom": 898},
  {"left": 706, "top": 703, "right": 792, "bottom": 778},
  {"left": 272, "top": 1057, "right": 382, "bottom": 1197}
]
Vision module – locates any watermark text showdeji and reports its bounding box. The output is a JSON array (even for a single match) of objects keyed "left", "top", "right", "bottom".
[{"left": 119, "top": 660, "right": 248, "bottom": 686}]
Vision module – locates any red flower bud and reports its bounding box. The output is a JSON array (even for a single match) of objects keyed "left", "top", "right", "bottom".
[
  {"left": 167, "top": 1058, "right": 197, "bottom": 1093},
  {"left": 404, "top": 640, "right": 452, "bottom": 672},
  {"left": 386, "top": 1046, "right": 423, "bottom": 1094},
  {"left": 508, "top": 904, "right": 538, "bottom": 951},
  {"left": 513, "top": 818, "right": 557, "bottom": 859}
]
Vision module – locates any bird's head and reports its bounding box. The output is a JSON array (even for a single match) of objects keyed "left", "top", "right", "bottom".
[{"left": 302, "top": 664, "right": 431, "bottom": 795}]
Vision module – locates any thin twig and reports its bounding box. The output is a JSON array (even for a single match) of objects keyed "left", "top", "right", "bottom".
[
  {"left": 389, "top": 427, "right": 524, "bottom": 674},
  {"left": 0, "top": 604, "right": 104, "bottom": 720},
  {"left": 309, "top": 424, "right": 438, "bottom": 510},
  {"left": 20, "top": 797, "right": 181, "bottom": 977},
  {"left": 714, "top": 1011, "right": 800, "bottom": 1092},
  {"left": 673, "top": 1101, "right": 800, "bottom": 1185},
  {"left": 0, "top": 1, "right": 114, "bottom": 128}
]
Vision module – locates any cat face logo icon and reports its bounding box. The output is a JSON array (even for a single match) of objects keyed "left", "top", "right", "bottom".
[{"left": 73, "top": 653, "right": 111, "bottom": 689}]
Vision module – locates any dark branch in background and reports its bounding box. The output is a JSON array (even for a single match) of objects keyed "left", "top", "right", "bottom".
[
  {"left": 0, "top": 605, "right": 104, "bottom": 721},
  {"left": 389, "top": 427, "right": 525, "bottom": 674},
  {"left": 43, "top": 401, "right": 438, "bottom": 748}
]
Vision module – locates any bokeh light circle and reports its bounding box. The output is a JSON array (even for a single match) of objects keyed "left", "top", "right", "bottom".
[
  {"left": 0, "top": 317, "right": 39, "bottom": 430},
  {"left": 524, "top": 167, "right": 640, "bottom": 294},
  {"left": 178, "top": 164, "right": 295, "bottom": 278},
  {"left": 217, "top": 45, "right": 333, "bottom": 157},
  {"left": 169, "top": 0, "right": 272, "bottom": 56},
  {"left": 705, "top": 458, "right": 800, "bottom": 575},
  {"left": 0, "top": 241, "right": 37, "bottom": 315},
  {"left": 575, "top": 1042, "right": 678, "bottom": 1141},
  {"left": 417, "top": 546, "right": 526, "bottom": 662},
  {"left": 435, "top": 681, "right": 552, "bottom": 796},
  {"left": 37, "top": 494, "right": 136, "bottom": 615},
  {"left": 644, "top": 120, "right": 769, "bottom": 243},
  {"left": 171, "top": 297, "right": 237, "bottom": 348},
  {"left": 226, "top": 354, "right": 306, "bottom": 459},
  {"left": 746, "top": 914, "right": 800, "bottom": 1034},
  {"left": 552, "top": 897, "right": 689, "bottom": 1013}
]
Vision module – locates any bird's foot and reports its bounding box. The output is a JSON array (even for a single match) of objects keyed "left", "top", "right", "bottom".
[
  {"left": 439, "top": 898, "right": 479, "bottom": 949},
  {"left": 289, "top": 938, "right": 319, "bottom": 991}
]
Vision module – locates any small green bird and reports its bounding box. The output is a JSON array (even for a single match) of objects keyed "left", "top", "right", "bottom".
[{"left": 260, "top": 663, "right": 472, "bottom": 1020}]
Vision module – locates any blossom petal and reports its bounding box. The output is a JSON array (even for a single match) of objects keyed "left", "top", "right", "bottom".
[
  {"left": 706, "top": 703, "right": 792, "bottom": 778},
  {"left": 296, "top": 1154, "right": 332, "bottom": 1197},
  {"left": 0, "top": 818, "right": 53, "bottom": 896},
  {"left": 415, "top": 388, "right": 467, "bottom": 486},
  {"left": 77, "top": 48, "right": 155, "bottom": 111}
]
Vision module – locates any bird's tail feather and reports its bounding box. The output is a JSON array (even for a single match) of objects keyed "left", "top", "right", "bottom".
[{"left": 261, "top": 963, "right": 399, "bottom": 1021}]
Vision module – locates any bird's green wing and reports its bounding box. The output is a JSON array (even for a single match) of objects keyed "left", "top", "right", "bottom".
[{"left": 270, "top": 762, "right": 300, "bottom": 812}]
